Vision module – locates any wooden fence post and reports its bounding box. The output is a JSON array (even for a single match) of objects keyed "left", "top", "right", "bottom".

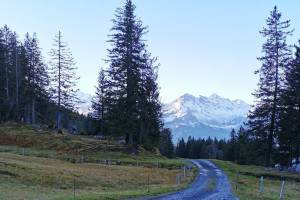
[
  {"left": 147, "top": 174, "right": 150, "bottom": 193},
  {"left": 176, "top": 174, "right": 180, "bottom": 186},
  {"left": 259, "top": 176, "right": 264, "bottom": 194},
  {"left": 73, "top": 176, "right": 76, "bottom": 199},
  {"left": 234, "top": 172, "right": 239, "bottom": 191},
  {"left": 279, "top": 180, "right": 285, "bottom": 199}
]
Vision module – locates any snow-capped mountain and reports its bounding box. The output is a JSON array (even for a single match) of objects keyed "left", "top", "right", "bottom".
[
  {"left": 163, "top": 93, "right": 250, "bottom": 142},
  {"left": 76, "top": 91, "right": 93, "bottom": 115},
  {"left": 75, "top": 91, "right": 250, "bottom": 142}
]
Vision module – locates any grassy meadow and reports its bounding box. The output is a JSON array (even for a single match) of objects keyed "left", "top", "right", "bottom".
[
  {"left": 212, "top": 160, "right": 300, "bottom": 200},
  {"left": 0, "top": 123, "right": 197, "bottom": 200}
]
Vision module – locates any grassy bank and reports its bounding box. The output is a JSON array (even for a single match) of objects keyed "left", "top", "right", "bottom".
[
  {"left": 0, "top": 123, "right": 197, "bottom": 200},
  {"left": 212, "top": 160, "right": 300, "bottom": 200},
  {"left": 0, "top": 122, "right": 185, "bottom": 169}
]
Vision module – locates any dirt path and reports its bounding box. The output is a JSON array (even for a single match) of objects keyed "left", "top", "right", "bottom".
[{"left": 133, "top": 159, "right": 238, "bottom": 200}]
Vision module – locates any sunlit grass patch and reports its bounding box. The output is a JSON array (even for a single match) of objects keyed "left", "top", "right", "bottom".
[{"left": 211, "top": 159, "right": 300, "bottom": 200}]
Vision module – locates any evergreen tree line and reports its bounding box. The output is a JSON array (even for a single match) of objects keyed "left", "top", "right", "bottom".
[
  {"left": 175, "top": 136, "right": 226, "bottom": 160},
  {"left": 0, "top": 0, "right": 169, "bottom": 152},
  {"left": 0, "top": 25, "right": 92, "bottom": 133},
  {"left": 175, "top": 127, "right": 269, "bottom": 165}
]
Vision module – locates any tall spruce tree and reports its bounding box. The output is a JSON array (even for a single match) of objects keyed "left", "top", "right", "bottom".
[
  {"left": 105, "top": 0, "right": 162, "bottom": 149},
  {"left": 0, "top": 25, "right": 25, "bottom": 122},
  {"left": 138, "top": 54, "right": 162, "bottom": 148},
  {"left": 23, "top": 33, "right": 49, "bottom": 124},
  {"left": 92, "top": 68, "right": 107, "bottom": 134},
  {"left": 279, "top": 42, "right": 300, "bottom": 166},
  {"left": 159, "top": 128, "right": 174, "bottom": 158},
  {"left": 49, "top": 31, "right": 79, "bottom": 130},
  {"left": 0, "top": 25, "right": 15, "bottom": 121},
  {"left": 248, "top": 6, "right": 293, "bottom": 166}
]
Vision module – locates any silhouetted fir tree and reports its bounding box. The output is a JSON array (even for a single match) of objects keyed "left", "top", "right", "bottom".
[
  {"left": 11, "top": 32, "right": 21, "bottom": 121},
  {"left": 0, "top": 29, "right": 4, "bottom": 121},
  {"left": 23, "top": 33, "right": 49, "bottom": 124},
  {"left": 159, "top": 128, "right": 174, "bottom": 158},
  {"left": 248, "top": 6, "right": 293, "bottom": 166},
  {"left": 138, "top": 54, "right": 162, "bottom": 149},
  {"left": 49, "top": 31, "right": 79, "bottom": 131},
  {"left": 0, "top": 28, "right": 24, "bottom": 123},
  {"left": 0, "top": 25, "right": 15, "bottom": 121},
  {"left": 92, "top": 68, "right": 107, "bottom": 134},
  {"left": 176, "top": 138, "right": 186, "bottom": 158},
  {"left": 225, "top": 129, "right": 237, "bottom": 161},
  {"left": 104, "top": 0, "right": 162, "bottom": 149},
  {"left": 234, "top": 127, "right": 251, "bottom": 164},
  {"left": 279, "top": 42, "right": 300, "bottom": 166}
]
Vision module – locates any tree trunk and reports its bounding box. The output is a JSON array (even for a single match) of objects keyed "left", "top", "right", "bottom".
[
  {"left": 15, "top": 47, "right": 19, "bottom": 121},
  {"left": 31, "top": 99, "right": 35, "bottom": 124},
  {"left": 57, "top": 110, "right": 61, "bottom": 131},
  {"left": 25, "top": 104, "right": 31, "bottom": 124},
  {"left": 266, "top": 25, "right": 280, "bottom": 167},
  {"left": 57, "top": 31, "right": 62, "bottom": 131}
]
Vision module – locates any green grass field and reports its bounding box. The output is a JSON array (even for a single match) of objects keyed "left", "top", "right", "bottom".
[
  {"left": 212, "top": 160, "right": 300, "bottom": 200},
  {"left": 0, "top": 123, "right": 197, "bottom": 200}
]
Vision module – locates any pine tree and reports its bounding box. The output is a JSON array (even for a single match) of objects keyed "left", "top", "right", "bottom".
[
  {"left": 23, "top": 33, "right": 49, "bottom": 124},
  {"left": 105, "top": 0, "right": 162, "bottom": 149},
  {"left": 49, "top": 31, "right": 79, "bottom": 131},
  {"left": 0, "top": 26, "right": 29, "bottom": 122},
  {"left": 225, "top": 129, "right": 237, "bottom": 161},
  {"left": 159, "top": 128, "right": 174, "bottom": 158},
  {"left": 138, "top": 54, "right": 162, "bottom": 148},
  {"left": 0, "top": 25, "right": 14, "bottom": 121},
  {"left": 279, "top": 42, "right": 300, "bottom": 166},
  {"left": 92, "top": 68, "right": 107, "bottom": 134},
  {"left": 176, "top": 138, "right": 186, "bottom": 158},
  {"left": 248, "top": 6, "right": 293, "bottom": 166},
  {"left": 0, "top": 27, "right": 7, "bottom": 121}
]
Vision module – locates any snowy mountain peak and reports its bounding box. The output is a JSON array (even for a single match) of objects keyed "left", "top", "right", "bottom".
[
  {"left": 209, "top": 93, "right": 222, "bottom": 99},
  {"left": 163, "top": 93, "right": 250, "bottom": 142},
  {"left": 76, "top": 91, "right": 93, "bottom": 115},
  {"left": 181, "top": 93, "right": 195, "bottom": 99}
]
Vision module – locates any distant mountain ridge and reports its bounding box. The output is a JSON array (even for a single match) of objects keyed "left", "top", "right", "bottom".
[
  {"left": 76, "top": 91, "right": 93, "bottom": 115},
  {"left": 163, "top": 93, "right": 250, "bottom": 142},
  {"left": 76, "top": 92, "right": 250, "bottom": 142}
]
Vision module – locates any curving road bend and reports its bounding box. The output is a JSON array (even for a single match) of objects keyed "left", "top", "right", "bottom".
[{"left": 135, "top": 160, "right": 238, "bottom": 200}]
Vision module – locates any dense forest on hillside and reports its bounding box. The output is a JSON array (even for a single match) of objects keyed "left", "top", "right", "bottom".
[{"left": 0, "top": 0, "right": 173, "bottom": 153}]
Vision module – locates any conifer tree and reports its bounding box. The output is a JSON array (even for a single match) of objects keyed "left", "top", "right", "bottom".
[
  {"left": 92, "top": 68, "right": 107, "bottom": 134},
  {"left": 23, "top": 33, "right": 49, "bottom": 124},
  {"left": 0, "top": 25, "right": 14, "bottom": 120},
  {"left": 105, "top": 0, "right": 162, "bottom": 149},
  {"left": 0, "top": 25, "right": 24, "bottom": 122},
  {"left": 159, "top": 128, "right": 174, "bottom": 158},
  {"left": 248, "top": 6, "right": 293, "bottom": 166},
  {"left": 176, "top": 138, "right": 186, "bottom": 158},
  {"left": 279, "top": 42, "right": 300, "bottom": 166},
  {"left": 49, "top": 31, "right": 79, "bottom": 130}
]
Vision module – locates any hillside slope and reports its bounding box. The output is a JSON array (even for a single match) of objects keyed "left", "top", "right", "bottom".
[{"left": 0, "top": 123, "right": 196, "bottom": 200}]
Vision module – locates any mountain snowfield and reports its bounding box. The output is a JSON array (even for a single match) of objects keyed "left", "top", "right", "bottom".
[
  {"left": 163, "top": 93, "right": 250, "bottom": 142},
  {"left": 76, "top": 91, "right": 93, "bottom": 115},
  {"left": 76, "top": 91, "right": 250, "bottom": 142}
]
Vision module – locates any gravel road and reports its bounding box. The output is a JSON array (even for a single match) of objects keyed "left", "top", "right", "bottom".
[{"left": 133, "top": 159, "right": 238, "bottom": 200}]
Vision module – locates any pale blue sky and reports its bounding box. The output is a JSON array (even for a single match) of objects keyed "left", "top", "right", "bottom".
[{"left": 1, "top": 0, "right": 300, "bottom": 103}]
